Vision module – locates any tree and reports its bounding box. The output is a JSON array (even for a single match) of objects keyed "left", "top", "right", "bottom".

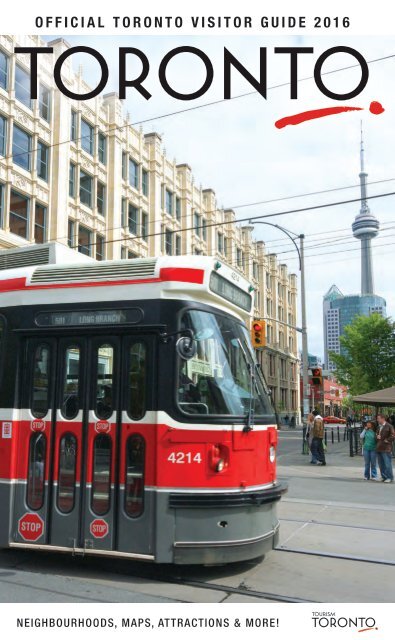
[{"left": 329, "top": 314, "right": 395, "bottom": 396}]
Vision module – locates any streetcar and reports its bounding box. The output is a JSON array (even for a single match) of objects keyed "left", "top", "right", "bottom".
[{"left": 0, "top": 243, "right": 285, "bottom": 565}]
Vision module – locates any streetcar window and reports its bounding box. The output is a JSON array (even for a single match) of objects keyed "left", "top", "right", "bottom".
[
  {"left": 127, "top": 342, "right": 146, "bottom": 420},
  {"left": 178, "top": 310, "right": 274, "bottom": 418},
  {"left": 31, "top": 344, "right": 50, "bottom": 418},
  {"left": 95, "top": 344, "right": 114, "bottom": 419},
  {"left": 61, "top": 346, "right": 80, "bottom": 420},
  {"left": 26, "top": 432, "right": 46, "bottom": 510},
  {"left": 125, "top": 435, "right": 145, "bottom": 518},
  {"left": 57, "top": 433, "right": 77, "bottom": 514},
  {"left": 91, "top": 434, "right": 111, "bottom": 515}
]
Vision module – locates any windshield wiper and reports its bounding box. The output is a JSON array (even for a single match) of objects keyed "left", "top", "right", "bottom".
[{"left": 237, "top": 339, "right": 255, "bottom": 432}]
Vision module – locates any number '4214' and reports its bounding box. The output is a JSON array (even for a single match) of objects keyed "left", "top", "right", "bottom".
[{"left": 167, "top": 452, "right": 202, "bottom": 464}]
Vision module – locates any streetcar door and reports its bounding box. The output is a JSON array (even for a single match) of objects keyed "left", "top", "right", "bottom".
[
  {"left": 15, "top": 334, "right": 155, "bottom": 557},
  {"left": 116, "top": 336, "right": 156, "bottom": 557},
  {"left": 50, "top": 336, "right": 120, "bottom": 552}
]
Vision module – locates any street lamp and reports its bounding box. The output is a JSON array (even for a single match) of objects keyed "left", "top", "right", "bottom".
[{"left": 249, "top": 220, "right": 309, "bottom": 421}]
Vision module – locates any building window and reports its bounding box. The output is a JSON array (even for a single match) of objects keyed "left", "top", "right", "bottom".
[
  {"left": 142, "top": 169, "right": 149, "bottom": 196},
  {"left": 165, "top": 229, "right": 173, "bottom": 255},
  {"left": 0, "top": 50, "right": 8, "bottom": 90},
  {"left": 165, "top": 189, "right": 173, "bottom": 215},
  {"left": 39, "top": 84, "right": 51, "bottom": 122},
  {"left": 237, "top": 248, "right": 242, "bottom": 267},
  {"left": 81, "top": 119, "right": 94, "bottom": 155},
  {"left": 79, "top": 170, "right": 93, "bottom": 208},
  {"left": 217, "top": 232, "right": 223, "bottom": 254},
  {"left": 253, "top": 261, "right": 258, "bottom": 279},
  {"left": 12, "top": 125, "right": 31, "bottom": 171},
  {"left": 78, "top": 225, "right": 92, "bottom": 256},
  {"left": 98, "top": 132, "right": 106, "bottom": 164},
  {"left": 0, "top": 182, "right": 4, "bottom": 228},
  {"left": 121, "top": 197, "right": 127, "bottom": 227},
  {"left": 128, "top": 204, "right": 138, "bottom": 235},
  {"left": 0, "top": 115, "right": 6, "bottom": 156},
  {"left": 15, "top": 65, "right": 31, "bottom": 109},
  {"left": 175, "top": 196, "right": 181, "bottom": 221},
  {"left": 141, "top": 211, "right": 148, "bottom": 241},
  {"left": 97, "top": 181, "right": 106, "bottom": 216},
  {"left": 68, "top": 219, "right": 75, "bottom": 247},
  {"left": 122, "top": 152, "right": 127, "bottom": 180},
  {"left": 194, "top": 212, "right": 201, "bottom": 236},
  {"left": 34, "top": 203, "right": 46, "bottom": 244},
  {"left": 69, "top": 163, "right": 76, "bottom": 197},
  {"left": 71, "top": 110, "right": 78, "bottom": 142},
  {"left": 10, "top": 190, "right": 29, "bottom": 239},
  {"left": 129, "top": 158, "right": 139, "bottom": 189},
  {"left": 175, "top": 234, "right": 181, "bottom": 255},
  {"left": 128, "top": 251, "right": 138, "bottom": 259},
  {"left": 37, "top": 141, "right": 49, "bottom": 181},
  {"left": 202, "top": 218, "right": 207, "bottom": 242},
  {"left": 96, "top": 234, "right": 105, "bottom": 261},
  {"left": 224, "top": 236, "right": 228, "bottom": 257}
]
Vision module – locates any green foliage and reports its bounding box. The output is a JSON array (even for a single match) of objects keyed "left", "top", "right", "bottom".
[{"left": 329, "top": 314, "right": 395, "bottom": 395}]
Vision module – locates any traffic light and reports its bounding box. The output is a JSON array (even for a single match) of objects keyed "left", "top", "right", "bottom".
[
  {"left": 311, "top": 367, "right": 323, "bottom": 385},
  {"left": 251, "top": 320, "right": 266, "bottom": 348}
]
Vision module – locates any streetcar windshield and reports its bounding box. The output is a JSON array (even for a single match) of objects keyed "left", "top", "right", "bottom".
[{"left": 177, "top": 310, "right": 274, "bottom": 418}]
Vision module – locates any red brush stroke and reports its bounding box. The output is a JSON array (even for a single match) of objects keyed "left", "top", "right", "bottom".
[
  {"left": 369, "top": 101, "right": 384, "bottom": 114},
  {"left": 275, "top": 106, "right": 363, "bottom": 129}
]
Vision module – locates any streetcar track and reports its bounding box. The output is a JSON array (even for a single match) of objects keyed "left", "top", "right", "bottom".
[
  {"left": 279, "top": 517, "right": 395, "bottom": 533},
  {"left": 161, "top": 576, "right": 318, "bottom": 603},
  {"left": 275, "top": 546, "right": 395, "bottom": 566}
]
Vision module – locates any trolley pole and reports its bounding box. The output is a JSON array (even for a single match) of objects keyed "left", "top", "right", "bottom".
[{"left": 300, "top": 234, "right": 310, "bottom": 419}]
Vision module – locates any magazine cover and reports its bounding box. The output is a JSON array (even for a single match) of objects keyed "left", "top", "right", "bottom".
[{"left": 0, "top": 0, "right": 394, "bottom": 637}]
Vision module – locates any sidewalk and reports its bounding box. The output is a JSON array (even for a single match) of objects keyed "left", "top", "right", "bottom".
[{"left": 271, "top": 428, "right": 395, "bottom": 600}]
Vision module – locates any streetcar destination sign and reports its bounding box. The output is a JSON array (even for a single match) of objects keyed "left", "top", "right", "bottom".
[
  {"left": 35, "top": 308, "right": 143, "bottom": 327},
  {"left": 209, "top": 272, "right": 252, "bottom": 312}
]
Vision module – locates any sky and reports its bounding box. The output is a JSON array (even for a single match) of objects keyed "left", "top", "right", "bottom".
[{"left": 49, "top": 34, "right": 395, "bottom": 359}]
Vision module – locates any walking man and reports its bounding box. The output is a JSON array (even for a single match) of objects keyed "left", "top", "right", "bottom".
[
  {"left": 310, "top": 410, "right": 326, "bottom": 466},
  {"left": 376, "top": 413, "right": 394, "bottom": 483}
]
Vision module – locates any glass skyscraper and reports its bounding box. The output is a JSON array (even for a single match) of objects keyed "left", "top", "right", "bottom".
[{"left": 323, "top": 286, "right": 386, "bottom": 370}]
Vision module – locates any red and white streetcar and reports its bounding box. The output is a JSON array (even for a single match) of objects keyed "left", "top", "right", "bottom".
[{"left": 0, "top": 244, "right": 285, "bottom": 564}]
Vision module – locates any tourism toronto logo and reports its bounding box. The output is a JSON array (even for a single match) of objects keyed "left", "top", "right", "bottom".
[{"left": 311, "top": 612, "right": 379, "bottom": 633}]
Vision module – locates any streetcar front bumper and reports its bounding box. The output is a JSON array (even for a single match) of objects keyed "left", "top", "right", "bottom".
[{"left": 162, "top": 482, "right": 287, "bottom": 564}]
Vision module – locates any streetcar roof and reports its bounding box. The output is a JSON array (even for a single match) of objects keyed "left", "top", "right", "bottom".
[{"left": 0, "top": 243, "right": 253, "bottom": 318}]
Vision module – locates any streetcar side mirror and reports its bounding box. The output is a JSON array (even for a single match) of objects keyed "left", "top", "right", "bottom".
[{"left": 176, "top": 336, "right": 197, "bottom": 360}]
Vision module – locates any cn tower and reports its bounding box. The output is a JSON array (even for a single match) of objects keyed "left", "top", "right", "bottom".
[{"left": 351, "top": 127, "right": 380, "bottom": 295}]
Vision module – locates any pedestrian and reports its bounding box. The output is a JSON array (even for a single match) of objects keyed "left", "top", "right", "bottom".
[
  {"left": 376, "top": 414, "right": 394, "bottom": 482},
  {"left": 310, "top": 410, "right": 326, "bottom": 465},
  {"left": 284, "top": 414, "right": 289, "bottom": 426},
  {"left": 305, "top": 412, "right": 314, "bottom": 460},
  {"left": 360, "top": 421, "right": 378, "bottom": 480}
]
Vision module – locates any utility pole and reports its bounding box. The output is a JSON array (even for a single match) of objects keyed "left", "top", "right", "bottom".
[
  {"left": 249, "top": 220, "right": 310, "bottom": 425},
  {"left": 300, "top": 234, "right": 310, "bottom": 419}
]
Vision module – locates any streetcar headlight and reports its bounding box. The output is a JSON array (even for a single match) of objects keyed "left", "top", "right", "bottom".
[
  {"left": 210, "top": 444, "right": 229, "bottom": 472},
  {"left": 269, "top": 446, "right": 276, "bottom": 463}
]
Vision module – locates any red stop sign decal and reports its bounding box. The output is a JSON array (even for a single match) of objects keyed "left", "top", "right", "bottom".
[
  {"left": 90, "top": 519, "right": 109, "bottom": 538},
  {"left": 18, "top": 513, "right": 44, "bottom": 541}
]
